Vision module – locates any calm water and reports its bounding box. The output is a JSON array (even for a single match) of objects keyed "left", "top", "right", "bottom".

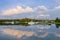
[{"left": 0, "top": 24, "right": 60, "bottom": 40}]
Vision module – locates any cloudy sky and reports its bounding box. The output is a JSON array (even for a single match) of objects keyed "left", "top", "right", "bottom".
[{"left": 0, "top": 0, "right": 60, "bottom": 19}]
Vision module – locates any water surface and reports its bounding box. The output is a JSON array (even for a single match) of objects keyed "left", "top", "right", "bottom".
[{"left": 0, "top": 24, "right": 60, "bottom": 40}]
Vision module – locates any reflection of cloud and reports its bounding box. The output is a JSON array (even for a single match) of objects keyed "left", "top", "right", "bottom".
[
  {"left": 36, "top": 25, "right": 50, "bottom": 32},
  {"left": 2, "top": 29, "right": 35, "bottom": 38},
  {"left": 37, "top": 25, "right": 50, "bottom": 30},
  {"left": 2, "top": 28, "right": 48, "bottom": 39},
  {"left": 55, "top": 33, "right": 60, "bottom": 37},
  {"left": 56, "top": 34, "right": 60, "bottom": 37},
  {"left": 25, "top": 31, "right": 35, "bottom": 37},
  {"left": 35, "top": 32, "right": 48, "bottom": 38}
]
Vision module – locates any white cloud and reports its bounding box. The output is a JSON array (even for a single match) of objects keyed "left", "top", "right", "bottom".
[
  {"left": 39, "top": 14, "right": 44, "bottom": 16},
  {"left": 36, "top": 6, "right": 60, "bottom": 19},
  {"left": 24, "top": 6, "right": 34, "bottom": 12},
  {"left": 38, "top": 6, "right": 48, "bottom": 11},
  {"left": 55, "top": 6, "right": 60, "bottom": 9},
  {"left": 2, "top": 5, "right": 48, "bottom": 16},
  {"left": 34, "top": 6, "right": 48, "bottom": 11},
  {"left": 54, "top": 6, "right": 60, "bottom": 10},
  {"left": 39, "top": 14, "right": 50, "bottom": 17},
  {"left": 2, "top": 6, "right": 24, "bottom": 16},
  {"left": 2, "top": 6, "right": 34, "bottom": 16}
]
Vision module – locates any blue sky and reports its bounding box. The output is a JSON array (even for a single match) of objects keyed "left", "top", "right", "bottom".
[{"left": 0, "top": 0, "right": 60, "bottom": 19}]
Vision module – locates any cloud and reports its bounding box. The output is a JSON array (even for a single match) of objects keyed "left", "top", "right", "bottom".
[
  {"left": 52, "top": 0, "right": 60, "bottom": 4},
  {"left": 36, "top": 13, "right": 50, "bottom": 19},
  {"left": 24, "top": 6, "right": 34, "bottom": 12},
  {"left": 2, "top": 6, "right": 34, "bottom": 16},
  {"left": 39, "top": 14, "right": 50, "bottom": 17},
  {"left": 37, "top": 6, "right": 60, "bottom": 19},
  {"left": 35, "top": 6, "right": 48, "bottom": 11},
  {"left": 54, "top": 6, "right": 60, "bottom": 10},
  {"left": 2, "top": 5, "right": 60, "bottom": 19},
  {"left": 2, "top": 5, "right": 48, "bottom": 16},
  {"left": 2, "top": 6, "right": 24, "bottom": 16}
]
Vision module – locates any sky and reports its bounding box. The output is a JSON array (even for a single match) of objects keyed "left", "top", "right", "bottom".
[{"left": 0, "top": 0, "right": 60, "bottom": 19}]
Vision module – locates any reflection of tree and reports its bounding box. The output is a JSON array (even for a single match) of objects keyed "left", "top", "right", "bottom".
[
  {"left": 19, "top": 23, "right": 30, "bottom": 26},
  {"left": 55, "top": 24, "right": 60, "bottom": 28}
]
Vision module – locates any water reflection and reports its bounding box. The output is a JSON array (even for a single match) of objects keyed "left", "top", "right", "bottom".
[
  {"left": 2, "top": 29, "right": 35, "bottom": 38},
  {"left": 55, "top": 33, "right": 60, "bottom": 37},
  {"left": 0, "top": 24, "right": 60, "bottom": 40},
  {"left": 1, "top": 28, "right": 48, "bottom": 39},
  {"left": 55, "top": 24, "right": 60, "bottom": 28},
  {"left": 19, "top": 23, "right": 30, "bottom": 26},
  {"left": 35, "top": 32, "right": 48, "bottom": 38}
]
